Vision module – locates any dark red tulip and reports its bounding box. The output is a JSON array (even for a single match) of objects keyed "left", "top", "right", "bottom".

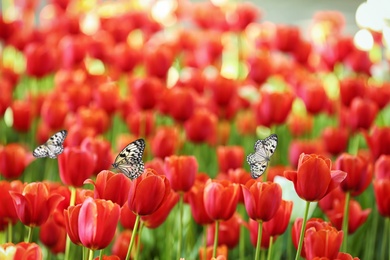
[
  {"left": 85, "top": 170, "right": 131, "bottom": 207},
  {"left": 0, "top": 242, "right": 42, "bottom": 259},
  {"left": 207, "top": 213, "right": 242, "bottom": 248},
  {"left": 144, "top": 44, "right": 174, "bottom": 79},
  {"left": 242, "top": 180, "right": 282, "bottom": 221},
  {"left": 203, "top": 179, "right": 240, "bottom": 221},
  {"left": 64, "top": 197, "right": 120, "bottom": 250},
  {"left": 0, "top": 180, "right": 24, "bottom": 229},
  {"left": 159, "top": 87, "right": 196, "bottom": 122},
  {"left": 217, "top": 146, "right": 245, "bottom": 173},
  {"left": 128, "top": 169, "right": 171, "bottom": 216},
  {"left": 110, "top": 42, "right": 141, "bottom": 72},
  {"left": 207, "top": 75, "right": 237, "bottom": 108},
  {"left": 151, "top": 126, "right": 180, "bottom": 158},
  {"left": 346, "top": 97, "right": 378, "bottom": 131},
  {"left": 39, "top": 215, "right": 66, "bottom": 254},
  {"left": 184, "top": 108, "right": 218, "bottom": 145},
  {"left": 11, "top": 100, "right": 34, "bottom": 132},
  {"left": 366, "top": 81, "right": 390, "bottom": 109},
  {"left": 321, "top": 127, "right": 349, "bottom": 156},
  {"left": 126, "top": 110, "right": 155, "bottom": 138},
  {"left": 186, "top": 175, "right": 214, "bottom": 225},
  {"left": 364, "top": 126, "right": 390, "bottom": 160},
  {"left": 335, "top": 153, "right": 373, "bottom": 196},
  {"left": 58, "top": 147, "right": 96, "bottom": 187},
  {"left": 0, "top": 143, "right": 33, "bottom": 179},
  {"left": 80, "top": 137, "right": 113, "bottom": 174},
  {"left": 374, "top": 179, "right": 390, "bottom": 218},
  {"left": 263, "top": 200, "right": 293, "bottom": 237},
  {"left": 10, "top": 182, "right": 63, "bottom": 227},
  {"left": 93, "top": 81, "right": 120, "bottom": 115},
  {"left": 24, "top": 42, "right": 57, "bottom": 77},
  {"left": 284, "top": 153, "right": 347, "bottom": 201},
  {"left": 40, "top": 95, "right": 68, "bottom": 130},
  {"left": 247, "top": 52, "right": 274, "bottom": 85},
  {"left": 130, "top": 76, "right": 165, "bottom": 110},
  {"left": 59, "top": 34, "right": 88, "bottom": 69},
  {"left": 339, "top": 76, "right": 366, "bottom": 107},
  {"left": 164, "top": 155, "right": 198, "bottom": 193}
]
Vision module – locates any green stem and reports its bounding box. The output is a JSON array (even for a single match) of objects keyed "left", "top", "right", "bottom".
[
  {"left": 381, "top": 218, "right": 389, "bottom": 260},
  {"left": 88, "top": 249, "right": 94, "bottom": 260},
  {"left": 177, "top": 193, "right": 184, "bottom": 259},
  {"left": 99, "top": 249, "right": 103, "bottom": 260},
  {"left": 7, "top": 220, "right": 12, "bottom": 243},
  {"left": 135, "top": 222, "right": 144, "bottom": 260},
  {"left": 126, "top": 214, "right": 141, "bottom": 260},
  {"left": 267, "top": 236, "right": 274, "bottom": 260},
  {"left": 349, "top": 134, "right": 360, "bottom": 155},
  {"left": 212, "top": 220, "right": 220, "bottom": 258},
  {"left": 239, "top": 224, "right": 245, "bottom": 259},
  {"left": 295, "top": 201, "right": 311, "bottom": 260},
  {"left": 26, "top": 226, "right": 33, "bottom": 243},
  {"left": 341, "top": 191, "right": 351, "bottom": 252},
  {"left": 203, "top": 225, "right": 207, "bottom": 258},
  {"left": 255, "top": 220, "right": 263, "bottom": 260},
  {"left": 65, "top": 186, "right": 77, "bottom": 260}
]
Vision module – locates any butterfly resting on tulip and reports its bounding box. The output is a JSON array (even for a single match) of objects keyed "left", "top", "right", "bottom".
[
  {"left": 112, "top": 138, "right": 146, "bottom": 180},
  {"left": 246, "top": 134, "right": 278, "bottom": 179},
  {"left": 33, "top": 130, "right": 67, "bottom": 159}
]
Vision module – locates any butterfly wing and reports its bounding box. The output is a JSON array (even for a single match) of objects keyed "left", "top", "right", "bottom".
[
  {"left": 33, "top": 145, "right": 49, "bottom": 158},
  {"left": 33, "top": 130, "right": 67, "bottom": 159},
  {"left": 113, "top": 139, "right": 146, "bottom": 180},
  {"left": 247, "top": 134, "right": 278, "bottom": 179}
]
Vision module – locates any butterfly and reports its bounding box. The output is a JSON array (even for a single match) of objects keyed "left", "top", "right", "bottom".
[
  {"left": 246, "top": 134, "right": 278, "bottom": 179},
  {"left": 33, "top": 130, "right": 68, "bottom": 159},
  {"left": 112, "top": 138, "right": 146, "bottom": 180}
]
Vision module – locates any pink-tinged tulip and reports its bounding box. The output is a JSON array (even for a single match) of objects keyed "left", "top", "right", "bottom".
[
  {"left": 217, "top": 146, "right": 245, "bottom": 173},
  {"left": 0, "top": 144, "right": 33, "bottom": 179},
  {"left": 203, "top": 179, "right": 240, "bottom": 221},
  {"left": 263, "top": 200, "right": 293, "bottom": 236},
  {"left": 0, "top": 242, "right": 42, "bottom": 260},
  {"left": 39, "top": 215, "right": 66, "bottom": 254},
  {"left": 335, "top": 153, "right": 373, "bottom": 196},
  {"left": 141, "top": 189, "right": 180, "bottom": 228},
  {"left": 207, "top": 213, "right": 242, "bottom": 248},
  {"left": 59, "top": 34, "right": 88, "bottom": 69},
  {"left": 80, "top": 137, "right": 113, "bottom": 174},
  {"left": 242, "top": 180, "right": 282, "bottom": 221},
  {"left": 64, "top": 197, "right": 120, "bottom": 250},
  {"left": 58, "top": 147, "right": 96, "bottom": 187},
  {"left": 284, "top": 154, "right": 347, "bottom": 201},
  {"left": 84, "top": 170, "right": 131, "bottom": 207},
  {"left": 128, "top": 169, "right": 171, "bottom": 216},
  {"left": 10, "top": 182, "right": 63, "bottom": 227},
  {"left": 321, "top": 127, "right": 349, "bottom": 156},
  {"left": 164, "top": 155, "right": 198, "bottom": 193},
  {"left": 11, "top": 100, "right": 34, "bottom": 132},
  {"left": 184, "top": 108, "right": 218, "bottom": 145},
  {"left": 0, "top": 180, "right": 24, "bottom": 229},
  {"left": 364, "top": 126, "right": 390, "bottom": 160}
]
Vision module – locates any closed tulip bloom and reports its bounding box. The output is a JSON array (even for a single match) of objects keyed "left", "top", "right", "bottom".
[
  {"left": 84, "top": 170, "right": 131, "bottom": 207},
  {"left": 206, "top": 213, "right": 242, "bottom": 248},
  {"left": 151, "top": 126, "right": 181, "bottom": 159},
  {"left": 335, "top": 153, "right": 373, "bottom": 196},
  {"left": 130, "top": 77, "right": 164, "bottom": 110},
  {"left": 249, "top": 219, "right": 273, "bottom": 249},
  {"left": 0, "top": 143, "right": 33, "bottom": 179},
  {"left": 161, "top": 87, "right": 195, "bottom": 122},
  {"left": 207, "top": 75, "right": 237, "bottom": 108},
  {"left": 284, "top": 153, "right": 347, "bottom": 201},
  {"left": 141, "top": 189, "right": 180, "bottom": 228},
  {"left": 217, "top": 146, "right": 245, "bottom": 173},
  {"left": 126, "top": 110, "right": 155, "bottom": 138},
  {"left": 111, "top": 230, "right": 136, "bottom": 260},
  {"left": 40, "top": 96, "right": 68, "bottom": 130},
  {"left": 184, "top": 109, "right": 218, "bottom": 145},
  {"left": 75, "top": 107, "right": 110, "bottom": 135},
  {"left": 0, "top": 242, "right": 42, "bottom": 260},
  {"left": 203, "top": 179, "right": 240, "bottom": 221},
  {"left": 318, "top": 187, "right": 345, "bottom": 213},
  {"left": 375, "top": 155, "right": 390, "bottom": 180},
  {"left": 299, "top": 80, "right": 328, "bottom": 114},
  {"left": 321, "top": 127, "right": 349, "bottom": 156},
  {"left": 242, "top": 180, "right": 282, "bottom": 221},
  {"left": 59, "top": 147, "right": 96, "bottom": 187},
  {"left": 364, "top": 126, "right": 390, "bottom": 160},
  {"left": 288, "top": 140, "right": 326, "bottom": 168},
  {"left": 263, "top": 200, "right": 293, "bottom": 237},
  {"left": 11, "top": 100, "right": 34, "bottom": 132},
  {"left": 339, "top": 77, "right": 366, "bottom": 107},
  {"left": 39, "top": 216, "right": 67, "bottom": 254},
  {"left": 186, "top": 175, "right": 214, "bottom": 225},
  {"left": 374, "top": 179, "right": 390, "bottom": 217},
  {"left": 144, "top": 45, "right": 174, "bottom": 79},
  {"left": 199, "top": 245, "right": 228, "bottom": 260},
  {"left": 347, "top": 97, "right": 378, "bottom": 131},
  {"left": 93, "top": 81, "right": 120, "bottom": 115},
  {"left": 10, "top": 182, "right": 64, "bottom": 227},
  {"left": 164, "top": 155, "right": 198, "bottom": 192},
  {"left": 119, "top": 203, "right": 137, "bottom": 230},
  {"left": 128, "top": 169, "right": 171, "bottom": 216},
  {"left": 0, "top": 180, "right": 24, "bottom": 228},
  {"left": 80, "top": 137, "right": 113, "bottom": 174},
  {"left": 304, "top": 225, "right": 343, "bottom": 260},
  {"left": 24, "top": 42, "right": 56, "bottom": 77}
]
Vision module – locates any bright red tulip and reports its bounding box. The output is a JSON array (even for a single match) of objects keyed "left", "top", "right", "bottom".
[
  {"left": 321, "top": 127, "right": 349, "bottom": 156},
  {"left": 249, "top": 218, "right": 273, "bottom": 249},
  {"left": 40, "top": 96, "right": 68, "bottom": 130},
  {"left": 299, "top": 80, "right": 328, "bottom": 114},
  {"left": 111, "top": 230, "right": 136, "bottom": 260},
  {"left": 318, "top": 187, "right": 345, "bottom": 213},
  {"left": 339, "top": 77, "right": 366, "bottom": 107},
  {"left": 207, "top": 75, "right": 237, "bottom": 109},
  {"left": 203, "top": 179, "right": 240, "bottom": 221},
  {"left": 63, "top": 82, "right": 92, "bottom": 112},
  {"left": 141, "top": 189, "right": 180, "bottom": 228},
  {"left": 344, "top": 47, "right": 372, "bottom": 75},
  {"left": 273, "top": 25, "right": 301, "bottom": 52},
  {"left": 216, "top": 168, "right": 252, "bottom": 203},
  {"left": 366, "top": 81, "right": 390, "bottom": 109},
  {"left": 242, "top": 180, "right": 282, "bottom": 221},
  {"left": 59, "top": 34, "right": 88, "bottom": 69},
  {"left": 130, "top": 76, "right": 165, "bottom": 110},
  {"left": 207, "top": 213, "right": 242, "bottom": 248},
  {"left": 144, "top": 44, "right": 174, "bottom": 79},
  {"left": 75, "top": 106, "right": 110, "bottom": 135},
  {"left": 64, "top": 197, "right": 120, "bottom": 250},
  {"left": 247, "top": 52, "right": 274, "bottom": 85},
  {"left": 0, "top": 79, "right": 13, "bottom": 116},
  {"left": 0, "top": 242, "right": 42, "bottom": 260},
  {"left": 58, "top": 147, "right": 96, "bottom": 187},
  {"left": 288, "top": 140, "right": 326, "bottom": 168},
  {"left": 93, "top": 81, "right": 120, "bottom": 115},
  {"left": 128, "top": 169, "right": 171, "bottom": 216},
  {"left": 159, "top": 87, "right": 196, "bottom": 122},
  {"left": 10, "top": 182, "right": 63, "bottom": 227},
  {"left": 24, "top": 42, "right": 57, "bottom": 77},
  {"left": 346, "top": 97, "right": 378, "bottom": 132},
  {"left": 263, "top": 200, "right": 293, "bottom": 237},
  {"left": 184, "top": 108, "right": 218, "bottom": 145},
  {"left": 151, "top": 126, "right": 181, "bottom": 158},
  {"left": 126, "top": 110, "right": 155, "bottom": 138},
  {"left": 63, "top": 125, "right": 96, "bottom": 147},
  {"left": 164, "top": 155, "right": 198, "bottom": 192},
  {"left": 110, "top": 42, "right": 141, "bottom": 72},
  {"left": 119, "top": 202, "right": 138, "bottom": 230},
  {"left": 335, "top": 153, "right": 373, "bottom": 196},
  {"left": 364, "top": 126, "right": 390, "bottom": 160},
  {"left": 217, "top": 146, "right": 245, "bottom": 173},
  {"left": 11, "top": 100, "right": 34, "bottom": 132},
  {"left": 374, "top": 178, "right": 390, "bottom": 217},
  {"left": 80, "top": 137, "right": 113, "bottom": 174},
  {"left": 284, "top": 153, "right": 347, "bottom": 201},
  {"left": 145, "top": 157, "right": 165, "bottom": 175},
  {"left": 375, "top": 155, "right": 390, "bottom": 180},
  {"left": 84, "top": 170, "right": 131, "bottom": 207},
  {"left": 39, "top": 215, "right": 66, "bottom": 254},
  {"left": 0, "top": 143, "right": 33, "bottom": 179},
  {"left": 0, "top": 180, "right": 24, "bottom": 229}
]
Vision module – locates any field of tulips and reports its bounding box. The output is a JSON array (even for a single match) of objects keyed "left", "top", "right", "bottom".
[{"left": 1, "top": 0, "right": 390, "bottom": 259}]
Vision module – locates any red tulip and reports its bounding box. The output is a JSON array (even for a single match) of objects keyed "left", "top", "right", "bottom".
[
  {"left": 339, "top": 77, "right": 366, "bottom": 107},
  {"left": 10, "top": 182, "right": 64, "bottom": 227},
  {"left": 58, "top": 147, "right": 96, "bottom": 187},
  {"left": 249, "top": 218, "right": 273, "bottom": 249},
  {"left": 273, "top": 25, "right": 301, "bottom": 52},
  {"left": 145, "top": 157, "right": 165, "bottom": 175},
  {"left": 80, "top": 137, "right": 113, "bottom": 174},
  {"left": 346, "top": 97, "right": 378, "bottom": 132},
  {"left": 321, "top": 127, "right": 349, "bottom": 156},
  {"left": 192, "top": 32, "right": 224, "bottom": 67},
  {"left": 0, "top": 242, "right": 42, "bottom": 259},
  {"left": 63, "top": 82, "right": 92, "bottom": 112},
  {"left": 93, "top": 81, "right": 120, "bottom": 115},
  {"left": 84, "top": 170, "right": 131, "bottom": 207},
  {"left": 284, "top": 153, "right": 347, "bottom": 201},
  {"left": 217, "top": 146, "right": 245, "bottom": 173},
  {"left": 0, "top": 143, "right": 33, "bottom": 179},
  {"left": 40, "top": 95, "right": 68, "bottom": 130},
  {"left": 291, "top": 39, "right": 312, "bottom": 64},
  {"left": 126, "top": 110, "right": 155, "bottom": 138},
  {"left": 375, "top": 155, "right": 390, "bottom": 180},
  {"left": 24, "top": 42, "right": 57, "bottom": 77},
  {"left": 207, "top": 75, "right": 237, "bottom": 109},
  {"left": 325, "top": 198, "right": 370, "bottom": 234},
  {"left": 110, "top": 42, "right": 141, "bottom": 72},
  {"left": 242, "top": 180, "right": 282, "bottom": 221},
  {"left": 246, "top": 52, "right": 274, "bottom": 85},
  {"left": 318, "top": 187, "right": 346, "bottom": 213},
  {"left": 287, "top": 113, "right": 313, "bottom": 137},
  {"left": 128, "top": 169, "right": 171, "bottom": 216},
  {"left": 64, "top": 125, "right": 96, "bottom": 147},
  {"left": 299, "top": 79, "right": 328, "bottom": 114},
  {"left": 119, "top": 202, "right": 138, "bottom": 230},
  {"left": 263, "top": 200, "right": 293, "bottom": 237},
  {"left": 216, "top": 168, "right": 252, "bottom": 203},
  {"left": 184, "top": 108, "right": 218, "bottom": 145},
  {"left": 174, "top": 67, "right": 206, "bottom": 94},
  {"left": 253, "top": 90, "right": 294, "bottom": 127},
  {"left": 151, "top": 126, "right": 181, "bottom": 158},
  {"left": 344, "top": 48, "right": 372, "bottom": 75},
  {"left": 304, "top": 223, "right": 343, "bottom": 260},
  {"left": 141, "top": 189, "right": 180, "bottom": 228},
  {"left": 64, "top": 197, "right": 120, "bottom": 250},
  {"left": 366, "top": 81, "right": 390, "bottom": 109},
  {"left": 75, "top": 106, "right": 110, "bottom": 135},
  {"left": 59, "top": 34, "right": 88, "bottom": 69},
  {"left": 335, "top": 153, "right": 373, "bottom": 196},
  {"left": 39, "top": 215, "right": 67, "bottom": 254},
  {"left": 228, "top": 2, "right": 260, "bottom": 31},
  {"left": 236, "top": 110, "right": 257, "bottom": 135},
  {"left": 144, "top": 44, "right": 174, "bottom": 79},
  {"left": 199, "top": 245, "right": 228, "bottom": 260},
  {"left": 364, "top": 126, "right": 390, "bottom": 160},
  {"left": 192, "top": 2, "right": 228, "bottom": 30},
  {"left": 0, "top": 180, "right": 24, "bottom": 229},
  {"left": 130, "top": 77, "right": 165, "bottom": 110},
  {"left": 207, "top": 213, "right": 242, "bottom": 248},
  {"left": 374, "top": 178, "right": 390, "bottom": 217},
  {"left": 164, "top": 155, "right": 198, "bottom": 193},
  {"left": 0, "top": 79, "right": 12, "bottom": 116},
  {"left": 288, "top": 140, "right": 326, "bottom": 168},
  {"left": 159, "top": 87, "right": 196, "bottom": 122},
  {"left": 203, "top": 179, "right": 240, "bottom": 221},
  {"left": 11, "top": 100, "right": 34, "bottom": 132}
]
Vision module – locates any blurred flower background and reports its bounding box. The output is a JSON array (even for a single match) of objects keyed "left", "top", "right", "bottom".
[{"left": 1, "top": 0, "right": 390, "bottom": 259}]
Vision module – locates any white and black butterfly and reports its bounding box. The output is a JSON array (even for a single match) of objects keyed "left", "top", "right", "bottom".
[
  {"left": 246, "top": 134, "right": 278, "bottom": 179},
  {"left": 112, "top": 139, "right": 146, "bottom": 180},
  {"left": 33, "top": 130, "right": 67, "bottom": 159}
]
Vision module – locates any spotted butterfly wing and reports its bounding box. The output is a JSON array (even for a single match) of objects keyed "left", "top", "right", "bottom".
[
  {"left": 33, "top": 130, "right": 67, "bottom": 159},
  {"left": 246, "top": 134, "right": 278, "bottom": 179},
  {"left": 112, "top": 139, "right": 145, "bottom": 180}
]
